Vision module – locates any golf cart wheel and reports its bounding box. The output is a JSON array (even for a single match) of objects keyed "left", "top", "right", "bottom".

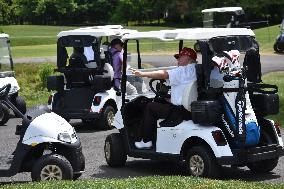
[
  {"left": 14, "top": 96, "right": 26, "bottom": 114},
  {"left": 98, "top": 105, "right": 116, "bottom": 129},
  {"left": 247, "top": 158, "right": 279, "bottom": 173},
  {"left": 73, "top": 173, "right": 82, "bottom": 180},
  {"left": 185, "top": 145, "right": 220, "bottom": 178},
  {"left": 31, "top": 154, "right": 73, "bottom": 181},
  {"left": 247, "top": 130, "right": 279, "bottom": 173},
  {"left": 0, "top": 105, "right": 9, "bottom": 126},
  {"left": 194, "top": 42, "right": 200, "bottom": 52},
  {"left": 104, "top": 133, "right": 127, "bottom": 167},
  {"left": 274, "top": 43, "right": 283, "bottom": 53}
]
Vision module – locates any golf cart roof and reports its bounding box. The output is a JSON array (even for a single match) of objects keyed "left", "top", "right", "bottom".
[
  {"left": 173, "top": 28, "right": 254, "bottom": 40},
  {"left": 122, "top": 28, "right": 255, "bottom": 41},
  {"left": 57, "top": 25, "right": 138, "bottom": 38},
  {"left": 122, "top": 30, "right": 177, "bottom": 41},
  {"left": 202, "top": 7, "right": 243, "bottom": 13},
  {"left": 0, "top": 33, "right": 9, "bottom": 38}
]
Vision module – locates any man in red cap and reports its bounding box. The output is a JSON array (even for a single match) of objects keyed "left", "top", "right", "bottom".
[{"left": 131, "top": 47, "right": 197, "bottom": 149}]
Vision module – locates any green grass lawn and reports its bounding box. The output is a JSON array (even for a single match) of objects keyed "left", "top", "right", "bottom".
[
  {"left": 0, "top": 24, "right": 280, "bottom": 58},
  {"left": 1, "top": 176, "right": 283, "bottom": 189}
]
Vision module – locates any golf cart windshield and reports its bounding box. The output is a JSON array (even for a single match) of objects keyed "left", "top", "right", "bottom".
[
  {"left": 0, "top": 35, "right": 13, "bottom": 73},
  {"left": 121, "top": 28, "right": 257, "bottom": 103}
]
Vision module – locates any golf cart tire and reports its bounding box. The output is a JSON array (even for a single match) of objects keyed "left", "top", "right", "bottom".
[
  {"left": 247, "top": 130, "right": 279, "bottom": 173},
  {"left": 0, "top": 105, "right": 9, "bottom": 126},
  {"left": 194, "top": 42, "right": 201, "bottom": 52},
  {"left": 104, "top": 133, "right": 127, "bottom": 167},
  {"left": 274, "top": 43, "right": 283, "bottom": 53},
  {"left": 185, "top": 145, "right": 220, "bottom": 178},
  {"left": 98, "top": 105, "right": 116, "bottom": 129},
  {"left": 31, "top": 154, "right": 73, "bottom": 181},
  {"left": 73, "top": 173, "right": 82, "bottom": 180},
  {"left": 247, "top": 158, "right": 279, "bottom": 173},
  {"left": 15, "top": 96, "right": 26, "bottom": 114}
]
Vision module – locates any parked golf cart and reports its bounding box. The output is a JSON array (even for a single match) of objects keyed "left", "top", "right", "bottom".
[
  {"left": 104, "top": 28, "right": 284, "bottom": 178},
  {"left": 0, "top": 33, "right": 26, "bottom": 125},
  {"left": 47, "top": 25, "right": 137, "bottom": 129},
  {"left": 193, "top": 7, "right": 245, "bottom": 52},
  {"left": 0, "top": 84, "right": 85, "bottom": 181},
  {"left": 274, "top": 18, "right": 284, "bottom": 53}
]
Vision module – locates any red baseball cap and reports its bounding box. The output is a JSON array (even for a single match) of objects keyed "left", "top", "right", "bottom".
[{"left": 174, "top": 47, "right": 197, "bottom": 61}]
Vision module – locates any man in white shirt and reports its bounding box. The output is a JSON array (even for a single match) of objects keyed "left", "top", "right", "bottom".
[{"left": 131, "top": 47, "right": 197, "bottom": 149}]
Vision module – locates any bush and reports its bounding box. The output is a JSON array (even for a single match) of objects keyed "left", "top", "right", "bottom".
[{"left": 38, "top": 63, "right": 55, "bottom": 88}]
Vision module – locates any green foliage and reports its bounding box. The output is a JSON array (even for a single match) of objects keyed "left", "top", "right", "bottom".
[
  {"left": 38, "top": 63, "right": 54, "bottom": 88},
  {"left": 1, "top": 176, "right": 284, "bottom": 189},
  {"left": 14, "top": 63, "right": 55, "bottom": 107}
]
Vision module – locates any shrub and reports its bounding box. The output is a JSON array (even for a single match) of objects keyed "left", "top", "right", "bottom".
[{"left": 38, "top": 63, "right": 54, "bottom": 88}]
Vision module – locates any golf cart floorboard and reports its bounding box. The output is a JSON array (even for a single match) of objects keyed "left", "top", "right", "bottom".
[{"left": 0, "top": 155, "right": 13, "bottom": 170}]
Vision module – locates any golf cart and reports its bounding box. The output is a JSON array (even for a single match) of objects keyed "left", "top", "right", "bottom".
[
  {"left": 0, "top": 84, "right": 85, "bottom": 181},
  {"left": 202, "top": 7, "right": 245, "bottom": 28},
  {"left": 0, "top": 33, "right": 26, "bottom": 125},
  {"left": 47, "top": 25, "right": 137, "bottom": 129},
  {"left": 273, "top": 18, "right": 284, "bottom": 53},
  {"left": 104, "top": 28, "right": 284, "bottom": 178}
]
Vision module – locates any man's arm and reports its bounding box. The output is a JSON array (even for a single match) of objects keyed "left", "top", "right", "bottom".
[{"left": 131, "top": 69, "right": 169, "bottom": 79}]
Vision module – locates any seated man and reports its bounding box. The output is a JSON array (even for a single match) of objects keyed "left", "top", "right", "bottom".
[
  {"left": 131, "top": 47, "right": 197, "bottom": 149},
  {"left": 68, "top": 47, "right": 88, "bottom": 68}
]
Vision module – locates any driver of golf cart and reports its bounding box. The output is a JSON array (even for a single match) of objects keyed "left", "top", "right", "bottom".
[
  {"left": 131, "top": 47, "right": 197, "bottom": 149},
  {"left": 68, "top": 47, "right": 88, "bottom": 68}
]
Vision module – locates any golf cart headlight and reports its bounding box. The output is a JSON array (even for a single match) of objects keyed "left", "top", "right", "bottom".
[{"left": 58, "top": 132, "right": 72, "bottom": 143}]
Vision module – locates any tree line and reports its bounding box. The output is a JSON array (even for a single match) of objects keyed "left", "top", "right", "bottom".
[{"left": 0, "top": 0, "right": 283, "bottom": 26}]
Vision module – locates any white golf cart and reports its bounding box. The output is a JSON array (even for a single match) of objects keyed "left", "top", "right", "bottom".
[
  {"left": 0, "top": 33, "right": 26, "bottom": 125},
  {"left": 104, "top": 28, "right": 284, "bottom": 178},
  {"left": 47, "top": 25, "right": 137, "bottom": 129}
]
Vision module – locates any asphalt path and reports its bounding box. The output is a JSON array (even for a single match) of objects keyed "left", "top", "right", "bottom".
[{"left": 0, "top": 54, "right": 283, "bottom": 183}]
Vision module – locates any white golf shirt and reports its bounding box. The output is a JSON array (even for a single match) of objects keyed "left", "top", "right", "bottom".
[{"left": 167, "top": 64, "right": 197, "bottom": 105}]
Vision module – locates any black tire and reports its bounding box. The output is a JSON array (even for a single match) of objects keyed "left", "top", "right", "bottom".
[
  {"left": 98, "top": 105, "right": 116, "bottom": 129},
  {"left": 247, "top": 130, "right": 279, "bottom": 173},
  {"left": 104, "top": 133, "right": 127, "bottom": 167},
  {"left": 194, "top": 42, "right": 201, "bottom": 52},
  {"left": 0, "top": 105, "right": 10, "bottom": 126},
  {"left": 247, "top": 158, "right": 279, "bottom": 173},
  {"left": 13, "top": 96, "right": 26, "bottom": 115},
  {"left": 185, "top": 145, "right": 220, "bottom": 178},
  {"left": 274, "top": 43, "right": 283, "bottom": 53},
  {"left": 73, "top": 173, "right": 82, "bottom": 180},
  {"left": 31, "top": 154, "right": 73, "bottom": 181}
]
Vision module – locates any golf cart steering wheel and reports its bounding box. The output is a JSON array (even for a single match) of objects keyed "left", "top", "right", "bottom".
[
  {"left": 149, "top": 79, "right": 170, "bottom": 99},
  {"left": 0, "top": 84, "right": 11, "bottom": 99}
]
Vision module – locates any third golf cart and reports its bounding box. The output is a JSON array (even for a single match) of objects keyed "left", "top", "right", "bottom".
[
  {"left": 104, "top": 28, "right": 284, "bottom": 178},
  {"left": 47, "top": 25, "right": 137, "bottom": 129},
  {"left": 0, "top": 33, "right": 26, "bottom": 125}
]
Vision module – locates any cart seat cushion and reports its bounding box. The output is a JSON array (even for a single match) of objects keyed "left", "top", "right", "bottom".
[{"left": 181, "top": 80, "right": 198, "bottom": 112}]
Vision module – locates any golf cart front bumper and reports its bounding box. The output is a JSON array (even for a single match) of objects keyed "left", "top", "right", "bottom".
[
  {"left": 53, "top": 109, "right": 100, "bottom": 119},
  {"left": 55, "top": 139, "right": 85, "bottom": 174},
  {"left": 217, "top": 144, "right": 284, "bottom": 165}
]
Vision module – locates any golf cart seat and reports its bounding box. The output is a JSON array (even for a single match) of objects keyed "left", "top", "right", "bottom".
[{"left": 181, "top": 80, "right": 198, "bottom": 112}]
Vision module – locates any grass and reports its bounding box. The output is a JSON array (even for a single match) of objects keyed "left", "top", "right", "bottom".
[
  {"left": 0, "top": 24, "right": 280, "bottom": 58},
  {"left": 1, "top": 176, "right": 284, "bottom": 189},
  {"left": 262, "top": 72, "right": 284, "bottom": 126}
]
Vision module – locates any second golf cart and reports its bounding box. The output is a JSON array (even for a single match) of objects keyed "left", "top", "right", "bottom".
[
  {"left": 0, "top": 33, "right": 26, "bottom": 125},
  {"left": 104, "top": 28, "right": 284, "bottom": 178},
  {"left": 47, "top": 25, "right": 137, "bottom": 129}
]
